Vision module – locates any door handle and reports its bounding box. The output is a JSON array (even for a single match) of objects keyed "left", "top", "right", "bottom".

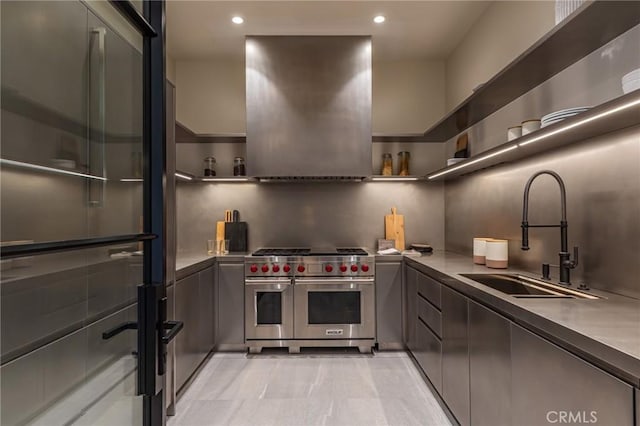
[
  {"left": 157, "top": 297, "right": 184, "bottom": 375},
  {"left": 102, "top": 321, "right": 137, "bottom": 340},
  {"left": 88, "top": 27, "right": 106, "bottom": 206},
  {"left": 161, "top": 320, "right": 183, "bottom": 344}
]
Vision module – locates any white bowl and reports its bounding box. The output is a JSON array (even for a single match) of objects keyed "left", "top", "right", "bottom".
[
  {"left": 623, "top": 79, "right": 640, "bottom": 94},
  {"left": 622, "top": 68, "right": 640, "bottom": 83}
]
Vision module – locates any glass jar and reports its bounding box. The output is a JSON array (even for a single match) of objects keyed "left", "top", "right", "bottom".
[
  {"left": 233, "top": 157, "right": 246, "bottom": 176},
  {"left": 381, "top": 153, "right": 393, "bottom": 176},
  {"left": 203, "top": 156, "right": 216, "bottom": 176},
  {"left": 398, "top": 151, "right": 410, "bottom": 176}
]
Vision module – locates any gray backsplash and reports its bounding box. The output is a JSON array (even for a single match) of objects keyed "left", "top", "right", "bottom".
[
  {"left": 445, "top": 125, "right": 640, "bottom": 299},
  {"left": 176, "top": 181, "right": 445, "bottom": 253}
]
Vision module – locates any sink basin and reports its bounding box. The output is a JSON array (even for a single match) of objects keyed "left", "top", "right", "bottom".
[{"left": 460, "top": 274, "right": 598, "bottom": 299}]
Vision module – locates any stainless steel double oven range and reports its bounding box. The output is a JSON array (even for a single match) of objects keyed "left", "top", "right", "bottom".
[{"left": 244, "top": 248, "right": 375, "bottom": 353}]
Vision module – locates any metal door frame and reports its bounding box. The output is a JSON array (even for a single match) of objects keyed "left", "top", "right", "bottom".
[{"left": 104, "top": 2, "right": 170, "bottom": 425}]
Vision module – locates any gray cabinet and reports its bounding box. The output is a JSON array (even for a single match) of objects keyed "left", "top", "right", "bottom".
[
  {"left": 636, "top": 391, "right": 640, "bottom": 426},
  {"left": 405, "top": 265, "right": 443, "bottom": 393},
  {"left": 199, "top": 266, "right": 216, "bottom": 352},
  {"left": 217, "top": 262, "right": 245, "bottom": 350},
  {"left": 511, "top": 324, "right": 634, "bottom": 426},
  {"left": 175, "top": 265, "right": 216, "bottom": 391},
  {"left": 403, "top": 265, "right": 418, "bottom": 351},
  {"left": 415, "top": 318, "right": 442, "bottom": 393},
  {"left": 468, "top": 300, "right": 512, "bottom": 426},
  {"left": 442, "top": 287, "right": 470, "bottom": 426},
  {"left": 375, "top": 261, "right": 403, "bottom": 349},
  {"left": 175, "top": 273, "right": 201, "bottom": 391}
]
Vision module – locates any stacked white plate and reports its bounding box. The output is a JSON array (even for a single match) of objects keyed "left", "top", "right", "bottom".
[
  {"left": 541, "top": 107, "right": 591, "bottom": 128},
  {"left": 622, "top": 68, "right": 640, "bottom": 94}
]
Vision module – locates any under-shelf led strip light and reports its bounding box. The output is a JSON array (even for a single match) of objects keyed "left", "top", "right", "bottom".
[
  {"left": 175, "top": 172, "right": 193, "bottom": 181},
  {"left": 0, "top": 158, "right": 107, "bottom": 181},
  {"left": 370, "top": 177, "right": 419, "bottom": 181},
  {"left": 428, "top": 145, "right": 518, "bottom": 179},
  {"left": 202, "top": 177, "right": 251, "bottom": 182}
]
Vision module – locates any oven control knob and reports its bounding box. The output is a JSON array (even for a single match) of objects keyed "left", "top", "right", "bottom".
[
  {"left": 361, "top": 264, "right": 369, "bottom": 272},
  {"left": 297, "top": 264, "right": 306, "bottom": 273},
  {"left": 283, "top": 264, "right": 291, "bottom": 273},
  {"left": 272, "top": 265, "right": 280, "bottom": 272},
  {"left": 250, "top": 264, "right": 258, "bottom": 273},
  {"left": 325, "top": 264, "right": 333, "bottom": 272},
  {"left": 351, "top": 264, "right": 358, "bottom": 272},
  {"left": 261, "top": 264, "right": 269, "bottom": 273},
  {"left": 340, "top": 265, "right": 348, "bottom": 273}
]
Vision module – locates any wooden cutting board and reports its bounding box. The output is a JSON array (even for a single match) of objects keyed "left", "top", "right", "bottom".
[
  {"left": 216, "top": 221, "right": 226, "bottom": 241},
  {"left": 385, "top": 207, "right": 405, "bottom": 250}
]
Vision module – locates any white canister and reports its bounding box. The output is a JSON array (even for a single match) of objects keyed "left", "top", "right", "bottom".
[
  {"left": 507, "top": 126, "right": 522, "bottom": 141},
  {"left": 473, "top": 238, "right": 490, "bottom": 265},
  {"left": 521, "top": 119, "right": 541, "bottom": 136},
  {"left": 485, "top": 239, "right": 509, "bottom": 269}
]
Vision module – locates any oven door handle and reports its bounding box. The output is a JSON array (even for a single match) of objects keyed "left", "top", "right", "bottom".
[
  {"left": 295, "top": 278, "right": 374, "bottom": 284},
  {"left": 245, "top": 278, "right": 292, "bottom": 285}
]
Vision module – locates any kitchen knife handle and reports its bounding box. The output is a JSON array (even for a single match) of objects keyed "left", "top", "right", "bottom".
[
  {"left": 225, "top": 210, "right": 232, "bottom": 222},
  {"left": 232, "top": 210, "right": 239, "bottom": 222}
]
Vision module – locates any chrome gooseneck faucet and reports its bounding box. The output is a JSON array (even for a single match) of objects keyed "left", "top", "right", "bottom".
[{"left": 521, "top": 170, "right": 578, "bottom": 285}]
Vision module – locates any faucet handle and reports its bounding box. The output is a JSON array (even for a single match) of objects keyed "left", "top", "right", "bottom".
[
  {"left": 563, "top": 246, "right": 579, "bottom": 269},
  {"left": 542, "top": 263, "right": 550, "bottom": 280}
]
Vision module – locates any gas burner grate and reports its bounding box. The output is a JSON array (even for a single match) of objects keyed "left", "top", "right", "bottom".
[
  {"left": 336, "top": 248, "right": 369, "bottom": 256},
  {"left": 252, "top": 248, "right": 311, "bottom": 256}
]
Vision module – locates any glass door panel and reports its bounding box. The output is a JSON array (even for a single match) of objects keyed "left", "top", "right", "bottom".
[
  {"left": 256, "top": 292, "right": 282, "bottom": 325},
  {"left": 308, "top": 291, "right": 361, "bottom": 324},
  {"left": 0, "top": 247, "right": 142, "bottom": 425}
]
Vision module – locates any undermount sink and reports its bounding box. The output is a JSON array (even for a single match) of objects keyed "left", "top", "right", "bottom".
[{"left": 460, "top": 273, "right": 599, "bottom": 299}]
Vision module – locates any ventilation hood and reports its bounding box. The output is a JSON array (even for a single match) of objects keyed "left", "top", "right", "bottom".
[{"left": 246, "top": 36, "right": 372, "bottom": 179}]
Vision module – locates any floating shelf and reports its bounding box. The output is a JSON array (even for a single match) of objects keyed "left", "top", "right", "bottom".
[
  {"left": 421, "top": 1, "right": 640, "bottom": 142},
  {"left": 176, "top": 123, "right": 433, "bottom": 144},
  {"left": 425, "top": 90, "right": 640, "bottom": 180}
]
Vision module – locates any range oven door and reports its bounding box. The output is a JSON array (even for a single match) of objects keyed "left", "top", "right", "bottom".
[
  {"left": 245, "top": 278, "right": 294, "bottom": 340},
  {"left": 294, "top": 278, "right": 375, "bottom": 339}
]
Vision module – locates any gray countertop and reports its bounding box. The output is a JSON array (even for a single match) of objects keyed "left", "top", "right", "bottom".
[
  {"left": 175, "top": 251, "right": 249, "bottom": 280},
  {"left": 406, "top": 251, "right": 640, "bottom": 387}
]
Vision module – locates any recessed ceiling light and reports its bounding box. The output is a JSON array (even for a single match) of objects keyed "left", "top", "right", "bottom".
[
  {"left": 373, "top": 15, "right": 386, "bottom": 24},
  {"left": 232, "top": 16, "right": 244, "bottom": 24}
]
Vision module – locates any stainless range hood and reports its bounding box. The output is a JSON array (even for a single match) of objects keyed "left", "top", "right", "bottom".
[{"left": 246, "top": 36, "right": 372, "bottom": 180}]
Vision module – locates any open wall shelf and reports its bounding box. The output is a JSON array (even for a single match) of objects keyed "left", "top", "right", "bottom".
[
  {"left": 425, "top": 91, "right": 640, "bottom": 180},
  {"left": 421, "top": 1, "right": 640, "bottom": 142}
]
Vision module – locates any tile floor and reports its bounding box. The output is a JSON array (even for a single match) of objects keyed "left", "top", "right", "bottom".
[{"left": 168, "top": 350, "right": 452, "bottom": 426}]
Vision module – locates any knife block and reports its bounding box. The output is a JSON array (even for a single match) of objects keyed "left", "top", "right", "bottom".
[{"left": 224, "top": 222, "right": 248, "bottom": 252}]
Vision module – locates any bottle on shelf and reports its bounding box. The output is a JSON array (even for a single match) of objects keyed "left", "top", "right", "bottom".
[
  {"left": 381, "top": 153, "right": 393, "bottom": 176},
  {"left": 204, "top": 156, "right": 216, "bottom": 176},
  {"left": 233, "top": 157, "right": 246, "bottom": 176},
  {"left": 398, "top": 151, "right": 410, "bottom": 176}
]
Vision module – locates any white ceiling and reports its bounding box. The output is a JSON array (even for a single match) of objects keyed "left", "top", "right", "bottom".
[{"left": 167, "top": 1, "right": 492, "bottom": 61}]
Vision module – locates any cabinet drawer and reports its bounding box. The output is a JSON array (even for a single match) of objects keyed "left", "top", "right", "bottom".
[
  {"left": 417, "top": 273, "right": 441, "bottom": 308},
  {"left": 416, "top": 318, "right": 442, "bottom": 393},
  {"left": 418, "top": 295, "right": 442, "bottom": 338}
]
